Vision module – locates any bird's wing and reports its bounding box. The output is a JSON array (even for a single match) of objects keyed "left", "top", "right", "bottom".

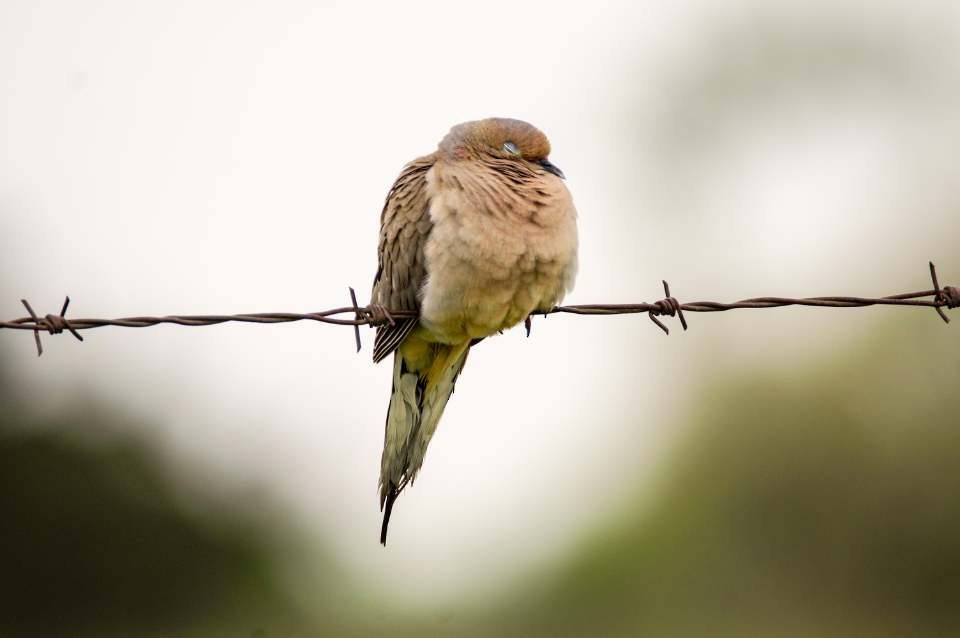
[{"left": 371, "top": 155, "right": 435, "bottom": 363}]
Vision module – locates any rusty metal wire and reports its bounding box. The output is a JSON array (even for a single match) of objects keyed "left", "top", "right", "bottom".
[{"left": 2, "top": 262, "right": 956, "bottom": 357}]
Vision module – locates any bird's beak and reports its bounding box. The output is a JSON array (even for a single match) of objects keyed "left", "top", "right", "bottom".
[{"left": 537, "top": 158, "right": 565, "bottom": 179}]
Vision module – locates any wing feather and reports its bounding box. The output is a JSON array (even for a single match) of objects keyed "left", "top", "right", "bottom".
[{"left": 371, "top": 155, "right": 435, "bottom": 363}]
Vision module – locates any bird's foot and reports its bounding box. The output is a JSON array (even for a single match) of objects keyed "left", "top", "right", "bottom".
[{"left": 368, "top": 303, "right": 395, "bottom": 327}]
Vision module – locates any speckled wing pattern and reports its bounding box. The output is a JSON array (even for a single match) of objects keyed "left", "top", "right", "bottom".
[{"left": 371, "top": 155, "right": 435, "bottom": 363}]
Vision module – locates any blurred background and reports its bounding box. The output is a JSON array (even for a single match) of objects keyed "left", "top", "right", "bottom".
[{"left": 2, "top": 1, "right": 959, "bottom": 636}]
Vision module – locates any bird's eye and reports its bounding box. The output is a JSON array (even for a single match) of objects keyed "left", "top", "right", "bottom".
[{"left": 502, "top": 141, "right": 519, "bottom": 155}]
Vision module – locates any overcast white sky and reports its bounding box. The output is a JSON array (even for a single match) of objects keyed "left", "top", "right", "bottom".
[{"left": 2, "top": 0, "right": 958, "bottom": 609}]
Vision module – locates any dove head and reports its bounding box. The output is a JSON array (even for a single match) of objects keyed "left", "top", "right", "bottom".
[{"left": 440, "top": 118, "right": 563, "bottom": 177}]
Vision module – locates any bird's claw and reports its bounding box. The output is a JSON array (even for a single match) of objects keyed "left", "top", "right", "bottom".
[{"left": 368, "top": 303, "right": 395, "bottom": 326}]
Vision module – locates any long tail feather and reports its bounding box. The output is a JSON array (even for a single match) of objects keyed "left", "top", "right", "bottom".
[
  {"left": 379, "top": 337, "right": 470, "bottom": 544},
  {"left": 380, "top": 484, "right": 398, "bottom": 545}
]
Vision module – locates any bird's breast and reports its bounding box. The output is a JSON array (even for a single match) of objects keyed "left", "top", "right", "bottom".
[{"left": 418, "top": 165, "right": 578, "bottom": 343}]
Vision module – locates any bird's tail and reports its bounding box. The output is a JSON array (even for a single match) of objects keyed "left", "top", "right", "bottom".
[{"left": 379, "top": 335, "right": 470, "bottom": 545}]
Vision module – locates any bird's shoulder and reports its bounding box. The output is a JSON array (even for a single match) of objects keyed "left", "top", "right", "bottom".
[{"left": 380, "top": 153, "right": 436, "bottom": 223}]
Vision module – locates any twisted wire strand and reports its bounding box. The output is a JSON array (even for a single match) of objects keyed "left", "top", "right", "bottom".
[{"left": 2, "top": 262, "right": 956, "bottom": 356}]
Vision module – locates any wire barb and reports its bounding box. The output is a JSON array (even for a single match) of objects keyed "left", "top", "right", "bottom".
[
  {"left": 1, "top": 261, "right": 954, "bottom": 355},
  {"left": 348, "top": 287, "right": 363, "bottom": 352},
  {"left": 647, "top": 280, "right": 688, "bottom": 335},
  {"left": 19, "top": 296, "right": 84, "bottom": 357}
]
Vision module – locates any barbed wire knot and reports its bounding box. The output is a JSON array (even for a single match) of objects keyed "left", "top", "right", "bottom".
[
  {"left": 20, "top": 297, "right": 83, "bottom": 356},
  {"left": 648, "top": 280, "right": 688, "bottom": 335},
  {"left": 929, "top": 262, "right": 958, "bottom": 324},
  {"left": 942, "top": 286, "right": 960, "bottom": 308},
  {"left": 937, "top": 286, "right": 960, "bottom": 310}
]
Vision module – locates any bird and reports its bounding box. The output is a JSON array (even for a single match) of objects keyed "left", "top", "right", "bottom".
[{"left": 371, "top": 118, "right": 578, "bottom": 544}]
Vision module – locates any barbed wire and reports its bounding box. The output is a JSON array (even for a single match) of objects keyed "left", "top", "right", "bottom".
[{"left": 1, "top": 262, "right": 956, "bottom": 357}]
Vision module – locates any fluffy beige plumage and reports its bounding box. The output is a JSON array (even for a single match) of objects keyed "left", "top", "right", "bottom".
[{"left": 372, "top": 118, "right": 578, "bottom": 544}]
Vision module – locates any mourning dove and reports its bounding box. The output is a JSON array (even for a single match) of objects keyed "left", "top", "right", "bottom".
[{"left": 372, "top": 118, "right": 578, "bottom": 544}]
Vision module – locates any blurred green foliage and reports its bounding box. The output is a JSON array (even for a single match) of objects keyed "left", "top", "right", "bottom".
[{"left": 0, "top": 363, "right": 323, "bottom": 638}]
